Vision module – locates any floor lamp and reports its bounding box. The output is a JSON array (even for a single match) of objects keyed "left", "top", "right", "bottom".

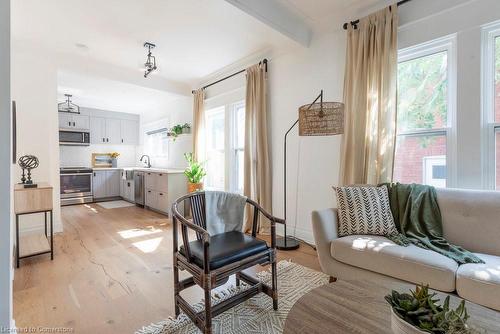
[{"left": 277, "top": 90, "right": 345, "bottom": 250}]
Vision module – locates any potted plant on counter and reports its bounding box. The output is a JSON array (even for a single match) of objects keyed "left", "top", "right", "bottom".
[
  {"left": 110, "top": 152, "right": 120, "bottom": 168},
  {"left": 385, "top": 285, "right": 478, "bottom": 334},
  {"left": 184, "top": 152, "right": 206, "bottom": 193}
]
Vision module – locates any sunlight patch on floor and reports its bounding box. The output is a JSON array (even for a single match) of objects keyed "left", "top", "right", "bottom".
[
  {"left": 118, "top": 227, "right": 162, "bottom": 239},
  {"left": 83, "top": 204, "right": 99, "bottom": 213},
  {"left": 132, "top": 237, "right": 163, "bottom": 253}
]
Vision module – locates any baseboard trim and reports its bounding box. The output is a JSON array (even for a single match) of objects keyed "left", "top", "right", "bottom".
[{"left": 277, "top": 226, "right": 315, "bottom": 245}]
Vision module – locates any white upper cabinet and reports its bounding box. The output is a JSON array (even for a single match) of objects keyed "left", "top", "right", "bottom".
[
  {"left": 90, "top": 117, "right": 106, "bottom": 144},
  {"left": 120, "top": 119, "right": 139, "bottom": 145},
  {"left": 105, "top": 118, "right": 122, "bottom": 144},
  {"left": 59, "top": 113, "right": 90, "bottom": 130},
  {"left": 72, "top": 108, "right": 139, "bottom": 146},
  {"left": 58, "top": 113, "right": 72, "bottom": 129},
  {"left": 72, "top": 114, "right": 90, "bottom": 130}
]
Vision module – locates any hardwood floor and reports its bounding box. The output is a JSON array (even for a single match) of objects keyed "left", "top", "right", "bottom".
[{"left": 13, "top": 203, "right": 320, "bottom": 334}]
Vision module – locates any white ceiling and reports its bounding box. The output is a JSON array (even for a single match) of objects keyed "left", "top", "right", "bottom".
[
  {"left": 12, "top": 0, "right": 390, "bottom": 114},
  {"left": 57, "top": 71, "right": 183, "bottom": 116},
  {"left": 279, "top": 0, "right": 392, "bottom": 30},
  {"left": 12, "top": 0, "right": 297, "bottom": 84}
]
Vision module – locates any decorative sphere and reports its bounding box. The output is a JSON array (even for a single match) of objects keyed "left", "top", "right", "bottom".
[{"left": 18, "top": 155, "right": 39, "bottom": 170}]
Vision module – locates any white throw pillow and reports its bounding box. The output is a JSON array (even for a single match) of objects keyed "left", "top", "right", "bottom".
[{"left": 334, "top": 185, "right": 398, "bottom": 237}]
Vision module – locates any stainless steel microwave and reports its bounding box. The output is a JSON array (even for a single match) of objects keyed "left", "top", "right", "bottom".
[{"left": 59, "top": 129, "right": 90, "bottom": 146}]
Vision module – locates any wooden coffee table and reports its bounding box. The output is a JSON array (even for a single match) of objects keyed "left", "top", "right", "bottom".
[{"left": 283, "top": 278, "right": 499, "bottom": 333}]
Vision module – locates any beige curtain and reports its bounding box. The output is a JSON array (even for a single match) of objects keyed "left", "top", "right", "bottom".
[
  {"left": 192, "top": 89, "right": 205, "bottom": 161},
  {"left": 243, "top": 63, "right": 272, "bottom": 233},
  {"left": 339, "top": 5, "right": 398, "bottom": 185}
]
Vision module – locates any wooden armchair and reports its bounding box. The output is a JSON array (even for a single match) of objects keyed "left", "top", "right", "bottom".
[{"left": 171, "top": 191, "right": 285, "bottom": 334}]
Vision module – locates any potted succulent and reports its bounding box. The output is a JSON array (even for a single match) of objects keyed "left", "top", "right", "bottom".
[
  {"left": 181, "top": 123, "right": 191, "bottom": 134},
  {"left": 385, "top": 285, "right": 478, "bottom": 334},
  {"left": 110, "top": 152, "right": 120, "bottom": 168},
  {"left": 184, "top": 152, "right": 206, "bottom": 193}
]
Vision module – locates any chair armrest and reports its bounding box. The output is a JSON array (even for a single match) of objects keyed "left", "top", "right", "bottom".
[{"left": 246, "top": 198, "right": 284, "bottom": 224}]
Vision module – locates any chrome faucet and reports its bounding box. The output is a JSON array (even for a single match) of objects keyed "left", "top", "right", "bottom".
[{"left": 140, "top": 155, "right": 151, "bottom": 168}]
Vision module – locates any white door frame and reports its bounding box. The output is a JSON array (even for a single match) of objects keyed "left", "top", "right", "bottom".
[{"left": 0, "top": 0, "right": 13, "bottom": 329}]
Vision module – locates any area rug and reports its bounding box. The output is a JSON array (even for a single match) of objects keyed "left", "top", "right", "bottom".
[
  {"left": 136, "top": 261, "right": 329, "bottom": 334},
  {"left": 96, "top": 200, "right": 136, "bottom": 209}
]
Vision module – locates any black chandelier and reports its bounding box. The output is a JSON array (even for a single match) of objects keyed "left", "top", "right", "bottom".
[
  {"left": 58, "top": 94, "right": 80, "bottom": 114},
  {"left": 143, "top": 42, "right": 157, "bottom": 78}
]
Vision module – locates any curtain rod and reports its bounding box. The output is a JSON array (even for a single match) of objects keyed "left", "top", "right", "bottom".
[
  {"left": 342, "top": 0, "right": 412, "bottom": 30},
  {"left": 191, "top": 58, "right": 268, "bottom": 94}
]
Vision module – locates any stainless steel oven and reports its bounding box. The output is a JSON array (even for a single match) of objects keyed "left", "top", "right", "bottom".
[
  {"left": 60, "top": 167, "right": 93, "bottom": 205},
  {"left": 59, "top": 129, "right": 90, "bottom": 146}
]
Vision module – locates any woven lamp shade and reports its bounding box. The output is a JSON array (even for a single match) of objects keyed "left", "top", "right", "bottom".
[{"left": 298, "top": 101, "right": 344, "bottom": 136}]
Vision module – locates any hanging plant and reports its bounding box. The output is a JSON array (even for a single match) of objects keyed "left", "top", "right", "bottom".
[{"left": 169, "top": 124, "right": 184, "bottom": 141}]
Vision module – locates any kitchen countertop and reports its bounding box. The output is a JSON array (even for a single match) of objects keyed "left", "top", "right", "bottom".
[{"left": 91, "top": 167, "right": 184, "bottom": 174}]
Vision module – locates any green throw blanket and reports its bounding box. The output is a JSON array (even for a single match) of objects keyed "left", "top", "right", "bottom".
[{"left": 382, "top": 183, "right": 484, "bottom": 265}]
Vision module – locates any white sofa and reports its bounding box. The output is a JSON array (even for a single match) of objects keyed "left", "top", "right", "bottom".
[{"left": 312, "top": 188, "right": 500, "bottom": 311}]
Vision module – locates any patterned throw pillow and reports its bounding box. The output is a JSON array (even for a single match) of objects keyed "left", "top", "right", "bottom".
[{"left": 334, "top": 185, "right": 398, "bottom": 237}]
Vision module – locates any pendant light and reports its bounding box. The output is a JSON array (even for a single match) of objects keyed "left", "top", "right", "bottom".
[
  {"left": 144, "top": 42, "right": 157, "bottom": 78},
  {"left": 58, "top": 94, "right": 80, "bottom": 114}
]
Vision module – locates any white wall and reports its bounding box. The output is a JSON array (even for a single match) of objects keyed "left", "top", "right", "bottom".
[
  {"left": 398, "top": 0, "right": 500, "bottom": 189},
  {"left": 0, "top": 0, "right": 12, "bottom": 328},
  {"left": 268, "top": 30, "right": 345, "bottom": 243},
  {"left": 11, "top": 44, "right": 62, "bottom": 233},
  {"left": 196, "top": 0, "right": 500, "bottom": 244},
  {"left": 138, "top": 96, "right": 193, "bottom": 169},
  {"left": 60, "top": 145, "right": 138, "bottom": 168}
]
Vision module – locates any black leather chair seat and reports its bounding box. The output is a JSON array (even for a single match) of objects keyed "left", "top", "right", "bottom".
[{"left": 180, "top": 231, "right": 269, "bottom": 269}]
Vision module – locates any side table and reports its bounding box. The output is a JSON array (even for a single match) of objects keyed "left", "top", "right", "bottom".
[{"left": 14, "top": 183, "right": 54, "bottom": 268}]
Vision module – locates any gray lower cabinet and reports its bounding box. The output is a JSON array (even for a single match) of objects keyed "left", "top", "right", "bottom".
[
  {"left": 144, "top": 172, "right": 186, "bottom": 215},
  {"left": 93, "top": 170, "right": 121, "bottom": 199},
  {"left": 120, "top": 178, "right": 135, "bottom": 202}
]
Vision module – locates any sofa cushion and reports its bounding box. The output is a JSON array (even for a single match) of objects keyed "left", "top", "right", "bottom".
[
  {"left": 331, "top": 235, "right": 458, "bottom": 292},
  {"left": 456, "top": 253, "right": 500, "bottom": 311},
  {"left": 334, "top": 185, "right": 399, "bottom": 238}
]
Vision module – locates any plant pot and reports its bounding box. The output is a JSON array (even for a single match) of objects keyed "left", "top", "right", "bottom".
[
  {"left": 390, "top": 309, "right": 427, "bottom": 334},
  {"left": 182, "top": 128, "right": 191, "bottom": 134},
  {"left": 111, "top": 158, "right": 117, "bottom": 168},
  {"left": 188, "top": 182, "right": 203, "bottom": 193}
]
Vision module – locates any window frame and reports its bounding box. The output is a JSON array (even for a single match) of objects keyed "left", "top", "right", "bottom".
[
  {"left": 395, "top": 34, "right": 457, "bottom": 188},
  {"left": 204, "top": 100, "right": 245, "bottom": 193},
  {"left": 143, "top": 119, "right": 169, "bottom": 160},
  {"left": 481, "top": 21, "right": 500, "bottom": 189}
]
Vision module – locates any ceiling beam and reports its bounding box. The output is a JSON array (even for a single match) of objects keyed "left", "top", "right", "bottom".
[{"left": 224, "top": 0, "right": 312, "bottom": 47}]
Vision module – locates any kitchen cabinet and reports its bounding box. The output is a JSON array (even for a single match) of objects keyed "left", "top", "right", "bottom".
[
  {"left": 145, "top": 189, "right": 157, "bottom": 209},
  {"left": 120, "top": 119, "right": 139, "bottom": 145},
  {"left": 106, "top": 118, "right": 122, "bottom": 144},
  {"left": 92, "top": 170, "right": 107, "bottom": 199},
  {"left": 93, "top": 170, "right": 121, "bottom": 199},
  {"left": 144, "top": 171, "right": 186, "bottom": 215},
  {"left": 59, "top": 113, "right": 90, "bottom": 130},
  {"left": 90, "top": 117, "right": 106, "bottom": 144},
  {"left": 120, "top": 172, "right": 135, "bottom": 203},
  {"left": 89, "top": 117, "right": 130, "bottom": 145}
]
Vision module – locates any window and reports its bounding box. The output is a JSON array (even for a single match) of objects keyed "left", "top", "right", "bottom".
[
  {"left": 393, "top": 36, "right": 456, "bottom": 187},
  {"left": 144, "top": 128, "right": 168, "bottom": 159},
  {"left": 482, "top": 23, "right": 500, "bottom": 190},
  {"left": 204, "top": 101, "right": 245, "bottom": 193},
  {"left": 205, "top": 106, "right": 225, "bottom": 190}
]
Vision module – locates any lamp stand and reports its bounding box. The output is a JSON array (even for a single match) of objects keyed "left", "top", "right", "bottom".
[
  {"left": 278, "top": 90, "right": 327, "bottom": 251},
  {"left": 277, "top": 118, "right": 301, "bottom": 251}
]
